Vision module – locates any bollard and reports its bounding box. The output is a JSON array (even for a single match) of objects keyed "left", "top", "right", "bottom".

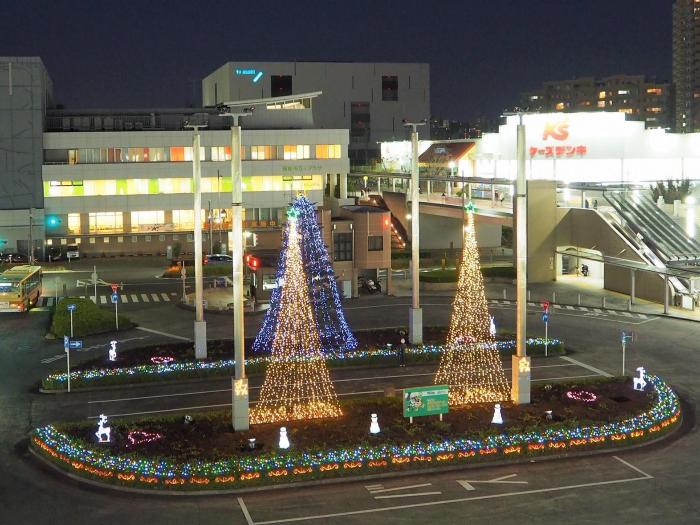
[
  {"left": 552, "top": 291, "right": 556, "bottom": 304},
  {"left": 503, "top": 288, "right": 507, "bottom": 300},
  {"left": 602, "top": 296, "right": 606, "bottom": 308},
  {"left": 528, "top": 289, "right": 531, "bottom": 301},
  {"left": 628, "top": 298, "right": 632, "bottom": 312},
  {"left": 577, "top": 293, "right": 581, "bottom": 306}
]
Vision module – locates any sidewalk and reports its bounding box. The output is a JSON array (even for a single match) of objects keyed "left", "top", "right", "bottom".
[{"left": 392, "top": 275, "right": 700, "bottom": 323}]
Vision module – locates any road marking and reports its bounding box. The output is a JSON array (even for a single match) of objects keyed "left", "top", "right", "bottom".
[
  {"left": 457, "top": 473, "right": 527, "bottom": 491},
  {"left": 559, "top": 355, "right": 612, "bottom": 377},
  {"left": 150, "top": 293, "right": 160, "bottom": 302},
  {"left": 374, "top": 492, "right": 443, "bottom": 499},
  {"left": 90, "top": 296, "right": 96, "bottom": 303},
  {"left": 140, "top": 293, "right": 150, "bottom": 302},
  {"left": 130, "top": 294, "right": 139, "bottom": 302},
  {"left": 121, "top": 295, "right": 129, "bottom": 303},
  {"left": 620, "top": 311, "right": 634, "bottom": 317},
  {"left": 531, "top": 374, "right": 600, "bottom": 382},
  {"left": 135, "top": 326, "right": 192, "bottom": 341},
  {"left": 364, "top": 484, "right": 383, "bottom": 490},
  {"left": 613, "top": 455, "right": 653, "bottom": 478},
  {"left": 368, "top": 483, "right": 433, "bottom": 494},
  {"left": 238, "top": 497, "right": 254, "bottom": 525},
  {"left": 100, "top": 295, "right": 107, "bottom": 304},
  {"left": 41, "top": 354, "right": 65, "bottom": 364},
  {"left": 248, "top": 476, "right": 652, "bottom": 524},
  {"left": 161, "top": 293, "right": 171, "bottom": 301}
]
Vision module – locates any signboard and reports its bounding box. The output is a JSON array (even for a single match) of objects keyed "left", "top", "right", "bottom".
[
  {"left": 68, "top": 339, "right": 83, "bottom": 350},
  {"left": 111, "top": 293, "right": 119, "bottom": 304},
  {"left": 542, "top": 313, "right": 549, "bottom": 323},
  {"left": 403, "top": 385, "right": 449, "bottom": 418},
  {"left": 235, "top": 68, "right": 263, "bottom": 83},
  {"left": 67, "top": 303, "right": 77, "bottom": 312}
]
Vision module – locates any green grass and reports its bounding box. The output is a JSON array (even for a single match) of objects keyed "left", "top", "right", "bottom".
[
  {"left": 50, "top": 297, "right": 133, "bottom": 337},
  {"left": 418, "top": 266, "right": 515, "bottom": 283},
  {"left": 162, "top": 265, "right": 231, "bottom": 278}
]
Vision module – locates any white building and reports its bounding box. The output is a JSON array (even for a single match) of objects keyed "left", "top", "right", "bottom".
[
  {"left": 41, "top": 97, "right": 350, "bottom": 256},
  {"left": 202, "top": 61, "right": 430, "bottom": 164}
]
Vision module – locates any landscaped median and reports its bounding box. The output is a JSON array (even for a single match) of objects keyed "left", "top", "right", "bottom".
[
  {"left": 30, "top": 375, "right": 681, "bottom": 493},
  {"left": 40, "top": 338, "right": 564, "bottom": 391}
]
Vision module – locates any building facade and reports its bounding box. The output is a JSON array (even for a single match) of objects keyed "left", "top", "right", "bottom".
[
  {"left": 673, "top": 0, "right": 700, "bottom": 132},
  {"left": 521, "top": 75, "right": 673, "bottom": 130},
  {"left": 202, "top": 61, "right": 430, "bottom": 164}
]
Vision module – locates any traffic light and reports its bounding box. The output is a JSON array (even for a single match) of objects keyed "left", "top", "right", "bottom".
[
  {"left": 46, "top": 215, "right": 62, "bottom": 228},
  {"left": 245, "top": 254, "right": 260, "bottom": 271}
]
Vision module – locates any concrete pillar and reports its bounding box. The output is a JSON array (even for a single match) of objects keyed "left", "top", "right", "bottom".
[
  {"left": 328, "top": 173, "right": 336, "bottom": 199},
  {"left": 664, "top": 274, "right": 669, "bottom": 314},
  {"left": 630, "top": 269, "right": 636, "bottom": 305},
  {"left": 377, "top": 177, "right": 382, "bottom": 195},
  {"left": 409, "top": 126, "right": 422, "bottom": 344},
  {"left": 192, "top": 129, "right": 207, "bottom": 359},
  {"left": 340, "top": 173, "right": 348, "bottom": 199}
]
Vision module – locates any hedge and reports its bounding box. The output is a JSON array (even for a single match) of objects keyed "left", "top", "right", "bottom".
[{"left": 50, "top": 297, "right": 133, "bottom": 338}]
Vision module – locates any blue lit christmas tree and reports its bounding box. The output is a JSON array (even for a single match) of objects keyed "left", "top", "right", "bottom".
[{"left": 252, "top": 196, "right": 357, "bottom": 354}]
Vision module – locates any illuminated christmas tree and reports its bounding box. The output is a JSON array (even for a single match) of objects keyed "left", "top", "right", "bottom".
[
  {"left": 252, "top": 195, "right": 356, "bottom": 355},
  {"left": 434, "top": 203, "right": 510, "bottom": 405},
  {"left": 250, "top": 208, "right": 343, "bottom": 424}
]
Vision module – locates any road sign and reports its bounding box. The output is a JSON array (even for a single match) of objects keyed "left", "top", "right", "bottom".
[
  {"left": 541, "top": 300, "right": 550, "bottom": 313},
  {"left": 542, "top": 313, "right": 549, "bottom": 323},
  {"left": 68, "top": 339, "right": 83, "bottom": 350},
  {"left": 403, "top": 385, "right": 449, "bottom": 418},
  {"left": 111, "top": 284, "right": 119, "bottom": 293},
  {"left": 67, "top": 303, "right": 76, "bottom": 312},
  {"left": 63, "top": 335, "right": 69, "bottom": 350},
  {"left": 111, "top": 293, "right": 119, "bottom": 304},
  {"left": 621, "top": 330, "right": 634, "bottom": 343}
]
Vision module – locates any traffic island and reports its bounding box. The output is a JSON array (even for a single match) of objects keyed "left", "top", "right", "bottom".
[{"left": 30, "top": 375, "right": 681, "bottom": 493}]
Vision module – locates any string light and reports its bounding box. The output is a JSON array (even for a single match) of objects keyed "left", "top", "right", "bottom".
[
  {"left": 31, "top": 374, "right": 679, "bottom": 490},
  {"left": 566, "top": 390, "right": 598, "bottom": 402},
  {"left": 435, "top": 206, "right": 510, "bottom": 404},
  {"left": 253, "top": 195, "right": 357, "bottom": 355},
  {"left": 250, "top": 211, "right": 343, "bottom": 424}
]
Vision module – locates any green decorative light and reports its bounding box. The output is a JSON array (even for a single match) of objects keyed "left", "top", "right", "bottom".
[
  {"left": 464, "top": 201, "right": 477, "bottom": 213},
  {"left": 287, "top": 207, "right": 300, "bottom": 220}
]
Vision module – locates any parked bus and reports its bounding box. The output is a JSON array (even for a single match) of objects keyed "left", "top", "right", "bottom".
[{"left": 0, "top": 265, "right": 43, "bottom": 312}]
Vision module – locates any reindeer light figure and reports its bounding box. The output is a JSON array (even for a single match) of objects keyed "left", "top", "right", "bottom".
[
  {"left": 95, "top": 414, "right": 111, "bottom": 443},
  {"left": 633, "top": 367, "right": 647, "bottom": 391}
]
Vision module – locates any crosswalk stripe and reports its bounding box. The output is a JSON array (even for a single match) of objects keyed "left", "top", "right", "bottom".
[
  {"left": 140, "top": 293, "right": 150, "bottom": 302},
  {"left": 161, "top": 293, "right": 171, "bottom": 301},
  {"left": 620, "top": 311, "right": 634, "bottom": 317},
  {"left": 637, "top": 313, "right": 649, "bottom": 319},
  {"left": 565, "top": 305, "right": 575, "bottom": 310},
  {"left": 90, "top": 296, "right": 96, "bottom": 303},
  {"left": 527, "top": 302, "right": 536, "bottom": 307},
  {"left": 121, "top": 295, "right": 129, "bottom": 303},
  {"left": 100, "top": 295, "right": 107, "bottom": 304},
  {"left": 593, "top": 308, "right": 603, "bottom": 313},
  {"left": 579, "top": 306, "right": 590, "bottom": 311},
  {"left": 130, "top": 294, "right": 139, "bottom": 302},
  {"left": 151, "top": 293, "right": 160, "bottom": 302}
]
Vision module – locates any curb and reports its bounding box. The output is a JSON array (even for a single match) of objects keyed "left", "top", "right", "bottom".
[{"left": 28, "top": 407, "right": 685, "bottom": 497}]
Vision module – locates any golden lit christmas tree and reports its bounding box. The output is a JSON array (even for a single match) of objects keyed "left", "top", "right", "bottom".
[
  {"left": 250, "top": 209, "right": 343, "bottom": 424},
  {"left": 434, "top": 203, "right": 510, "bottom": 405}
]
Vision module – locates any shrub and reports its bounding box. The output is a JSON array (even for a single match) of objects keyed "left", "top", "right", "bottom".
[{"left": 50, "top": 297, "right": 132, "bottom": 337}]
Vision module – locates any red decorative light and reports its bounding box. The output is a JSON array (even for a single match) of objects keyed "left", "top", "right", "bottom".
[
  {"left": 150, "top": 356, "right": 175, "bottom": 365},
  {"left": 565, "top": 389, "right": 598, "bottom": 403},
  {"left": 127, "top": 431, "right": 163, "bottom": 448}
]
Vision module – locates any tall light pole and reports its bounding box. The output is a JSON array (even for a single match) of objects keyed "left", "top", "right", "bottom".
[
  {"left": 512, "top": 113, "right": 531, "bottom": 404},
  {"left": 185, "top": 119, "right": 208, "bottom": 359},
  {"left": 219, "top": 105, "right": 253, "bottom": 431},
  {"left": 405, "top": 120, "right": 426, "bottom": 344}
]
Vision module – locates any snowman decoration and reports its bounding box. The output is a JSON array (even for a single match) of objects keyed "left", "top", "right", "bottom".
[
  {"left": 108, "top": 340, "right": 118, "bottom": 362},
  {"left": 279, "top": 427, "right": 290, "bottom": 449},
  {"left": 369, "top": 413, "right": 381, "bottom": 434},
  {"left": 492, "top": 403, "right": 503, "bottom": 425},
  {"left": 489, "top": 316, "right": 496, "bottom": 338}
]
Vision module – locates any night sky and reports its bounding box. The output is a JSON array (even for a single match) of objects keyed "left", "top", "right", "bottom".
[{"left": 1, "top": 0, "right": 674, "bottom": 122}]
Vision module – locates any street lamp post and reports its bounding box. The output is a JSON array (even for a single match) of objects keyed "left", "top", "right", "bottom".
[
  {"left": 185, "top": 120, "right": 208, "bottom": 359},
  {"left": 448, "top": 160, "right": 455, "bottom": 197},
  {"left": 219, "top": 106, "right": 253, "bottom": 431},
  {"left": 512, "top": 114, "right": 531, "bottom": 404},
  {"left": 405, "top": 120, "right": 426, "bottom": 344}
]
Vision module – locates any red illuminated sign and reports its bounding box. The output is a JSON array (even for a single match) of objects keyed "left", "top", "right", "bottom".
[
  {"left": 542, "top": 121, "right": 570, "bottom": 141},
  {"left": 529, "top": 145, "right": 587, "bottom": 158}
]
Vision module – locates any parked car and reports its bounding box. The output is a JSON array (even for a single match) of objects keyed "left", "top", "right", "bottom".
[
  {"left": 66, "top": 244, "right": 80, "bottom": 260},
  {"left": 1, "top": 253, "right": 29, "bottom": 263},
  {"left": 205, "top": 254, "right": 233, "bottom": 264},
  {"left": 47, "top": 247, "right": 63, "bottom": 262}
]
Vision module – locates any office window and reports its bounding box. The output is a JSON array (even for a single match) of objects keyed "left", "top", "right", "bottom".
[
  {"left": 271, "top": 75, "right": 292, "bottom": 97},
  {"left": 172, "top": 210, "right": 195, "bottom": 230},
  {"left": 368, "top": 235, "right": 383, "bottom": 251},
  {"left": 88, "top": 212, "right": 123, "bottom": 233},
  {"left": 131, "top": 211, "right": 165, "bottom": 232},
  {"left": 250, "top": 145, "right": 275, "bottom": 160},
  {"left": 333, "top": 232, "right": 353, "bottom": 261},
  {"left": 67, "top": 213, "right": 81, "bottom": 234},
  {"left": 201, "top": 177, "right": 221, "bottom": 193},
  {"left": 117, "top": 236, "right": 124, "bottom": 243},
  {"left": 158, "top": 178, "right": 192, "bottom": 194},
  {"left": 126, "top": 179, "right": 149, "bottom": 194},
  {"left": 83, "top": 180, "right": 117, "bottom": 196},
  {"left": 60, "top": 238, "right": 67, "bottom": 245},
  {"left": 89, "top": 237, "right": 96, "bottom": 244},
  {"left": 315, "top": 144, "right": 342, "bottom": 159},
  {"left": 283, "top": 145, "right": 310, "bottom": 160},
  {"left": 103, "top": 237, "right": 110, "bottom": 244},
  {"left": 351, "top": 102, "right": 370, "bottom": 138},
  {"left": 145, "top": 236, "right": 151, "bottom": 242},
  {"left": 211, "top": 146, "right": 231, "bottom": 161},
  {"left": 382, "top": 75, "right": 398, "bottom": 101},
  {"left": 131, "top": 236, "right": 138, "bottom": 243},
  {"left": 46, "top": 239, "right": 52, "bottom": 246}
]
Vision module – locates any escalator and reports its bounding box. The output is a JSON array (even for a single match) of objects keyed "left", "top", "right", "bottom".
[{"left": 366, "top": 193, "right": 409, "bottom": 249}]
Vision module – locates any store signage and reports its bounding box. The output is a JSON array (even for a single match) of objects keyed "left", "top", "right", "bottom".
[
  {"left": 235, "top": 68, "right": 263, "bottom": 83},
  {"left": 281, "top": 165, "right": 323, "bottom": 173},
  {"left": 529, "top": 145, "right": 587, "bottom": 158},
  {"left": 403, "top": 385, "right": 449, "bottom": 418},
  {"left": 542, "top": 121, "right": 569, "bottom": 141}
]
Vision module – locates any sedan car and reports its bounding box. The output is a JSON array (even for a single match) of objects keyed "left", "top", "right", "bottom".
[{"left": 205, "top": 254, "right": 233, "bottom": 264}]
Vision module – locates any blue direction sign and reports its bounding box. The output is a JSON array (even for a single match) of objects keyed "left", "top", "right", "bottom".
[
  {"left": 542, "top": 313, "right": 549, "bottom": 323},
  {"left": 68, "top": 339, "right": 83, "bottom": 350},
  {"left": 67, "top": 303, "right": 77, "bottom": 312},
  {"left": 111, "top": 293, "right": 119, "bottom": 304}
]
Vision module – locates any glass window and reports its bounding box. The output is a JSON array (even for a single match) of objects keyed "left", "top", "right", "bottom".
[
  {"left": 89, "top": 238, "right": 95, "bottom": 244},
  {"left": 172, "top": 210, "right": 195, "bottom": 230},
  {"left": 67, "top": 213, "right": 81, "bottom": 234},
  {"left": 351, "top": 102, "right": 370, "bottom": 138},
  {"left": 271, "top": 75, "right": 292, "bottom": 97},
  {"left": 382, "top": 75, "right": 398, "bottom": 101},
  {"left": 84, "top": 180, "right": 117, "bottom": 196},
  {"left": 103, "top": 237, "right": 110, "bottom": 244},
  {"left": 131, "top": 236, "right": 138, "bottom": 243},
  {"left": 88, "top": 212, "right": 123, "bottom": 233},
  {"left": 315, "top": 144, "right": 341, "bottom": 159},
  {"left": 158, "top": 178, "right": 192, "bottom": 194},
  {"left": 201, "top": 177, "right": 220, "bottom": 193},
  {"left": 117, "top": 236, "right": 124, "bottom": 243},
  {"left": 130, "top": 211, "right": 165, "bottom": 232},
  {"left": 170, "top": 147, "right": 186, "bottom": 162},
  {"left": 283, "top": 145, "right": 310, "bottom": 160},
  {"left": 126, "top": 179, "right": 149, "bottom": 194},
  {"left": 211, "top": 146, "right": 233, "bottom": 161},
  {"left": 183, "top": 147, "right": 205, "bottom": 161},
  {"left": 46, "top": 180, "right": 84, "bottom": 197},
  {"left": 333, "top": 232, "right": 353, "bottom": 261},
  {"left": 368, "top": 235, "right": 383, "bottom": 251},
  {"left": 251, "top": 145, "right": 276, "bottom": 160}
]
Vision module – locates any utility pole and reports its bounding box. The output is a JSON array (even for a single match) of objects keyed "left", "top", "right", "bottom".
[
  {"left": 512, "top": 113, "right": 531, "bottom": 404},
  {"left": 185, "top": 118, "right": 208, "bottom": 359},
  {"left": 208, "top": 200, "right": 214, "bottom": 254},
  {"left": 404, "top": 121, "right": 426, "bottom": 345},
  {"left": 28, "top": 208, "right": 33, "bottom": 264},
  {"left": 219, "top": 105, "right": 254, "bottom": 431}
]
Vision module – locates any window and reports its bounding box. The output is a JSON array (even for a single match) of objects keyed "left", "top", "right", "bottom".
[
  {"left": 88, "top": 212, "right": 123, "bottom": 233},
  {"left": 89, "top": 238, "right": 96, "bottom": 244},
  {"left": 250, "top": 145, "right": 276, "bottom": 160},
  {"left": 211, "top": 146, "right": 232, "bottom": 161},
  {"left": 315, "top": 144, "right": 342, "bottom": 159},
  {"left": 67, "top": 213, "right": 81, "bottom": 234},
  {"left": 646, "top": 87, "right": 663, "bottom": 95},
  {"left": 554, "top": 102, "right": 565, "bottom": 110},
  {"left": 333, "top": 232, "right": 353, "bottom": 261},
  {"left": 172, "top": 210, "right": 195, "bottom": 230},
  {"left": 598, "top": 91, "right": 606, "bottom": 99},
  {"left": 283, "top": 145, "right": 310, "bottom": 160},
  {"left": 368, "top": 235, "right": 383, "bottom": 251},
  {"left": 618, "top": 89, "right": 629, "bottom": 95},
  {"left": 131, "top": 236, "right": 138, "bottom": 243},
  {"left": 103, "top": 237, "right": 110, "bottom": 244},
  {"left": 597, "top": 101, "right": 605, "bottom": 108},
  {"left": 131, "top": 211, "right": 165, "bottom": 232},
  {"left": 60, "top": 238, "right": 67, "bottom": 245},
  {"left": 46, "top": 180, "right": 83, "bottom": 197},
  {"left": 351, "top": 102, "right": 370, "bottom": 138},
  {"left": 158, "top": 178, "right": 191, "bottom": 194},
  {"left": 271, "top": 75, "right": 292, "bottom": 97},
  {"left": 647, "top": 107, "right": 663, "bottom": 113},
  {"left": 145, "top": 235, "right": 151, "bottom": 242},
  {"left": 126, "top": 179, "right": 149, "bottom": 194},
  {"left": 201, "top": 177, "right": 221, "bottom": 193},
  {"left": 170, "top": 147, "right": 186, "bottom": 162},
  {"left": 83, "top": 180, "right": 117, "bottom": 196},
  {"left": 117, "top": 236, "right": 124, "bottom": 243},
  {"left": 382, "top": 75, "right": 398, "bottom": 101}
]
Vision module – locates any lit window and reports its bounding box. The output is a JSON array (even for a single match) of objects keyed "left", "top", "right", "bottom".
[
  {"left": 618, "top": 89, "right": 629, "bottom": 95},
  {"left": 211, "top": 146, "right": 232, "bottom": 161},
  {"left": 250, "top": 145, "right": 275, "bottom": 160},
  {"left": 130, "top": 211, "right": 165, "bottom": 232},
  {"left": 89, "top": 238, "right": 96, "bottom": 244},
  {"left": 46, "top": 239, "right": 52, "bottom": 246},
  {"left": 172, "top": 210, "right": 195, "bottom": 230},
  {"left": 555, "top": 102, "right": 565, "bottom": 111},
  {"left": 158, "top": 178, "right": 191, "bottom": 194},
  {"left": 201, "top": 177, "right": 221, "bottom": 193},
  {"left": 46, "top": 180, "right": 83, "bottom": 197},
  {"left": 88, "top": 212, "right": 123, "bottom": 233},
  {"left": 67, "top": 213, "right": 81, "bottom": 234},
  {"left": 315, "top": 144, "right": 342, "bottom": 159},
  {"left": 619, "top": 108, "right": 633, "bottom": 114},
  {"left": 530, "top": 95, "right": 539, "bottom": 100},
  {"left": 597, "top": 101, "right": 605, "bottom": 108},
  {"left": 283, "top": 145, "right": 310, "bottom": 160},
  {"left": 126, "top": 179, "right": 149, "bottom": 194},
  {"left": 170, "top": 147, "right": 186, "bottom": 162},
  {"left": 646, "top": 107, "right": 663, "bottom": 113},
  {"left": 646, "top": 87, "right": 663, "bottom": 95},
  {"left": 598, "top": 91, "right": 606, "bottom": 99},
  {"left": 183, "top": 147, "right": 205, "bottom": 161},
  {"left": 83, "top": 180, "right": 117, "bottom": 196}
]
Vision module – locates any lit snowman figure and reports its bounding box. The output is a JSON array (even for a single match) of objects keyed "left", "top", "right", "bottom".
[
  {"left": 489, "top": 316, "right": 496, "bottom": 338},
  {"left": 279, "top": 427, "right": 290, "bottom": 449},
  {"left": 108, "top": 340, "right": 118, "bottom": 362},
  {"left": 492, "top": 403, "right": 503, "bottom": 425},
  {"left": 369, "top": 413, "right": 381, "bottom": 434}
]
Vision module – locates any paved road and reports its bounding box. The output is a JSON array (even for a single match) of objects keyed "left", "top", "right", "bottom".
[{"left": 2, "top": 281, "right": 699, "bottom": 523}]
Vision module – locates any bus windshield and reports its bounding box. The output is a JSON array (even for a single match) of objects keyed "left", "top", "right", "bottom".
[{"left": 0, "top": 281, "right": 19, "bottom": 294}]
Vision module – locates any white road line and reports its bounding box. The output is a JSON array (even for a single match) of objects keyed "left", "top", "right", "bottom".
[
  {"left": 593, "top": 308, "right": 603, "bottom": 313},
  {"left": 613, "top": 456, "right": 653, "bottom": 478},
  {"left": 637, "top": 313, "right": 648, "bottom": 319},
  {"left": 369, "top": 483, "right": 433, "bottom": 494},
  {"left": 135, "top": 326, "right": 191, "bottom": 341},
  {"left": 121, "top": 295, "right": 129, "bottom": 303},
  {"left": 238, "top": 497, "right": 254, "bottom": 525},
  {"left": 140, "top": 293, "right": 150, "bottom": 302},
  {"left": 161, "top": 293, "right": 171, "bottom": 301},
  {"left": 130, "top": 294, "right": 139, "bottom": 302},
  {"left": 365, "top": 484, "right": 383, "bottom": 490},
  {"left": 374, "top": 492, "right": 443, "bottom": 499},
  {"left": 620, "top": 311, "right": 634, "bottom": 317},
  {"left": 100, "top": 295, "right": 107, "bottom": 304},
  {"left": 250, "top": 477, "right": 652, "bottom": 524},
  {"left": 531, "top": 374, "right": 599, "bottom": 382},
  {"left": 90, "top": 297, "right": 96, "bottom": 304},
  {"left": 559, "top": 355, "right": 612, "bottom": 377},
  {"left": 150, "top": 293, "right": 160, "bottom": 302}
]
